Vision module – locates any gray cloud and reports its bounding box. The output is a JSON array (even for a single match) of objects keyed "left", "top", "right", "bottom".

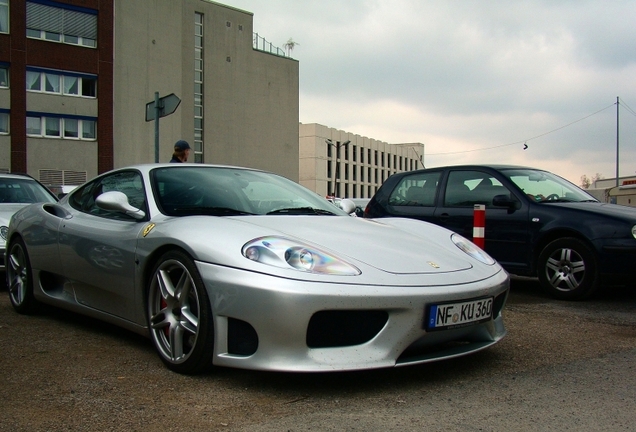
[{"left": 227, "top": 0, "right": 636, "bottom": 184}]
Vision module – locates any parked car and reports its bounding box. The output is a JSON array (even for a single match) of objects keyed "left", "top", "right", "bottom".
[
  {"left": 365, "top": 164, "right": 636, "bottom": 300},
  {"left": 350, "top": 198, "right": 371, "bottom": 217},
  {"left": 0, "top": 173, "right": 58, "bottom": 271},
  {"left": 6, "top": 164, "right": 508, "bottom": 374}
]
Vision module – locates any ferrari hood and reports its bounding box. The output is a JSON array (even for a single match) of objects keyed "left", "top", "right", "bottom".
[{"left": 234, "top": 216, "right": 473, "bottom": 274}]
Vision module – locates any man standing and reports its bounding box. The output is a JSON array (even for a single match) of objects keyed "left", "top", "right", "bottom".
[{"left": 170, "top": 140, "right": 191, "bottom": 163}]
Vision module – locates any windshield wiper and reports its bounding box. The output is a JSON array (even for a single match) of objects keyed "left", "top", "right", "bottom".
[
  {"left": 539, "top": 198, "right": 577, "bottom": 203},
  {"left": 169, "top": 206, "right": 255, "bottom": 216},
  {"left": 266, "top": 207, "right": 337, "bottom": 215}
]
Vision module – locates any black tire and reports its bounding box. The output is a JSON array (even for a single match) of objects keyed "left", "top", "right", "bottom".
[
  {"left": 6, "top": 237, "right": 38, "bottom": 314},
  {"left": 147, "top": 250, "right": 214, "bottom": 374},
  {"left": 537, "top": 237, "right": 599, "bottom": 300}
]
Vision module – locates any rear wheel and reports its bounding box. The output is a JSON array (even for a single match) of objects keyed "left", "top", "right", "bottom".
[
  {"left": 147, "top": 250, "right": 214, "bottom": 374},
  {"left": 537, "top": 238, "right": 598, "bottom": 300},
  {"left": 7, "top": 238, "right": 38, "bottom": 314}
]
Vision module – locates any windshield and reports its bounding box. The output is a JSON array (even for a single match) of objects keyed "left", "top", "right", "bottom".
[
  {"left": 502, "top": 169, "right": 597, "bottom": 203},
  {"left": 151, "top": 166, "right": 348, "bottom": 216},
  {"left": 0, "top": 178, "right": 57, "bottom": 204}
]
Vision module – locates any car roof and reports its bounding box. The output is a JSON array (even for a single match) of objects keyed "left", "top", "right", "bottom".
[
  {"left": 0, "top": 172, "right": 40, "bottom": 181},
  {"left": 393, "top": 164, "right": 547, "bottom": 177},
  {"left": 414, "top": 164, "right": 539, "bottom": 172}
]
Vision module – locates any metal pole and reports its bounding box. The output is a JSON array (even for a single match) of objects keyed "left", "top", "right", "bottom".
[
  {"left": 616, "top": 96, "right": 619, "bottom": 187},
  {"left": 154, "top": 91, "right": 160, "bottom": 163}
]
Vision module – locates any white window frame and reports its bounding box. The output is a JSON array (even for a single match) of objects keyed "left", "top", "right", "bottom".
[
  {"left": 26, "top": 69, "right": 97, "bottom": 98},
  {"left": 26, "top": 2, "right": 97, "bottom": 48},
  {"left": 26, "top": 115, "right": 96, "bottom": 141}
]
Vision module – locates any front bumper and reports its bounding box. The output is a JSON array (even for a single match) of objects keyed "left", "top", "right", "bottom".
[{"left": 196, "top": 261, "right": 509, "bottom": 372}]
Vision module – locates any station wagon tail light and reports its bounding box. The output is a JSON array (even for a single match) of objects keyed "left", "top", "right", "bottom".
[
  {"left": 242, "top": 236, "right": 361, "bottom": 275},
  {"left": 451, "top": 233, "right": 496, "bottom": 265}
]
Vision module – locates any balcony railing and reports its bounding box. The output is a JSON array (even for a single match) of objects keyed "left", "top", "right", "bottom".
[{"left": 253, "top": 33, "right": 289, "bottom": 58}]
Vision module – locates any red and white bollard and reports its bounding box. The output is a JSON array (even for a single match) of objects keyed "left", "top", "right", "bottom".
[{"left": 473, "top": 204, "right": 485, "bottom": 249}]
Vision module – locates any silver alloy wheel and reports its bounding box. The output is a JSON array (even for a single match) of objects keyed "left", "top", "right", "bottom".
[
  {"left": 544, "top": 246, "right": 585, "bottom": 292},
  {"left": 8, "top": 241, "right": 29, "bottom": 307},
  {"left": 148, "top": 258, "right": 201, "bottom": 365}
]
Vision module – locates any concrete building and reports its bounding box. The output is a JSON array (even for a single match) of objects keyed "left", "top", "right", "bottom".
[
  {"left": 299, "top": 122, "right": 424, "bottom": 198},
  {"left": 0, "top": 0, "right": 299, "bottom": 186}
]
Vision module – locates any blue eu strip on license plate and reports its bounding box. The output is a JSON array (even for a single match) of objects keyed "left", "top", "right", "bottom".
[{"left": 426, "top": 297, "right": 493, "bottom": 331}]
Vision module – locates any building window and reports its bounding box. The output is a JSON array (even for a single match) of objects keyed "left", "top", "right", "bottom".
[
  {"left": 0, "top": 112, "right": 8, "bottom": 134},
  {"left": 0, "top": 65, "right": 7, "bottom": 87},
  {"left": 26, "top": 68, "right": 97, "bottom": 98},
  {"left": 27, "top": 114, "right": 96, "bottom": 141},
  {"left": 0, "top": 0, "right": 8, "bottom": 34},
  {"left": 194, "top": 12, "right": 204, "bottom": 163},
  {"left": 45, "top": 117, "right": 60, "bottom": 137},
  {"left": 63, "top": 118, "right": 78, "bottom": 138},
  {"left": 82, "top": 119, "right": 96, "bottom": 139},
  {"left": 26, "top": 116, "right": 41, "bottom": 135},
  {"left": 26, "top": 1, "right": 97, "bottom": 48}
]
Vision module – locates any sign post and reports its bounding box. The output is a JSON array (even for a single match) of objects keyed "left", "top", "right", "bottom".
[{"left": 145, "top": 92, "right": 181, "bottom": 162}]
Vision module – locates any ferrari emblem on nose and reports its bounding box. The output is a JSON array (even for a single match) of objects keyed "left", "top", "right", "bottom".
[{"left": 427, "top": 261, "right": 440, "bottom": 268}]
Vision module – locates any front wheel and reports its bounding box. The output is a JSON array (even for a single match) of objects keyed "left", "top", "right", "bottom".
[
  {"left": 147, "top": 250, "right": 215, "bottom": 374},
  {"left": 537, "top": 238, "right": 598, "bottom": 300},
  {"left": 6, "top": 237, "right": 38, "bottom": 314}
]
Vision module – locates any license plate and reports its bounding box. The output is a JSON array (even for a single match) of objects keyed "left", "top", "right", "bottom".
[{"left": 426, "top": 297, "right": 493, "bottom": 331}]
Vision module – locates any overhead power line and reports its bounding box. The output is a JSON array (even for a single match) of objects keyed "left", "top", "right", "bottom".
[{"left": 427, "top": 102, "right": 617, "bottom": 156}]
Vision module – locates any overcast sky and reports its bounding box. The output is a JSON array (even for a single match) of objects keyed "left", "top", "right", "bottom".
[{"left": 225, "top": 0, "right": 636, "bottom": 185}]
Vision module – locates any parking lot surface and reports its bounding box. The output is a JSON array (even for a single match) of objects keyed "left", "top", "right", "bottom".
[{"left": 1, "top": 278, "right": 635, "bottom": 431}]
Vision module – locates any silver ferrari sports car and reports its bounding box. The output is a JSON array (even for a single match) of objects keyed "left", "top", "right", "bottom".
[{"left": 6, "top": 164, "right": 509, "bottom": 374}]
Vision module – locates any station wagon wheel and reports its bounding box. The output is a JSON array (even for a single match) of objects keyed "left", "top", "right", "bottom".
[
  {"left": 147, "top": 250, "right": 215, "bottom": 374},
  {"left": 6, "top": 237, "right": 38, "bottom": 314},
  {"left": 537, "top": 238, "right": 598, "bottom": 300}
]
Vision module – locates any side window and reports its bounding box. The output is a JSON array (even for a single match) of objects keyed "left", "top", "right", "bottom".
[
  {"left": 389, "top": 171, "right": 441, "bottom": 206},
  {"left": 444, "top": 171, "right": 511, "bottom": 207},
  {"left": 69, "top": 171, "right": 146, "bottom": 220}
]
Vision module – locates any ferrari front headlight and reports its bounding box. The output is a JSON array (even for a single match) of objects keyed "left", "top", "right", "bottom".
[
  {"left": 451, "top": 233, "right": 495, "bottom": 265},
  {"left": 242, "top": 236, "right": 361, "bottom": 275}
]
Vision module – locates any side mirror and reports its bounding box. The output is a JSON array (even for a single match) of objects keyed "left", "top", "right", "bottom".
[
  {"left": 96, "top": 191, "right": 146, "bottom": 220},
  {"left": 338, "top": 198, "right": 357, "bottom": 215},
  {"left": 492, "top": 194, "right": 520, "bottom": 211}
]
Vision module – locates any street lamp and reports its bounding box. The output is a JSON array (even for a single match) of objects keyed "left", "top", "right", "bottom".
[{"left": 326, "top": 139, "right": 351, "bottom": 197}]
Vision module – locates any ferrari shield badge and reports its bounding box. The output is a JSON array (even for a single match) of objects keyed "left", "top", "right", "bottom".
[{"left": 142, "top": 223, "right": 156, "bottom": 237}]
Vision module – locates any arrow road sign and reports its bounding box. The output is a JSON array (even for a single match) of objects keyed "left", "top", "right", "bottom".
[{"left": 145, "top": 93, "right": 181, "bottom": 121}]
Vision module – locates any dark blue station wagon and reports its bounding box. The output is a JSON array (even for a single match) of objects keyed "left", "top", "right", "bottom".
[{"left": 365, "top": 165, "right": 636, "bottom": 300}]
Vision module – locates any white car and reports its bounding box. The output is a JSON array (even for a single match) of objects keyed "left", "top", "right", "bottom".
[{"left": 0, "top": 173, "right": 58, "bottom": 271}]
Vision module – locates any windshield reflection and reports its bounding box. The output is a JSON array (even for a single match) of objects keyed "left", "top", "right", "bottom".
[
  {"left": 503, "top": 169, "right": 597, "bottom": 203},
  {"left": 151, "top": 166, "right": 348, "bottom": 217}
]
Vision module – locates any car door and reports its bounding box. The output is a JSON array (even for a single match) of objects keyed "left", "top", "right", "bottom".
[
  {"left": 433, "top": 169, "right": 532, "bottom": 272},
  {"left": 381, "top": 170, "right": 442, "bottom": 222},
  {"left": 58, "top": 170, "right": 147, "bottom": 322}
]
